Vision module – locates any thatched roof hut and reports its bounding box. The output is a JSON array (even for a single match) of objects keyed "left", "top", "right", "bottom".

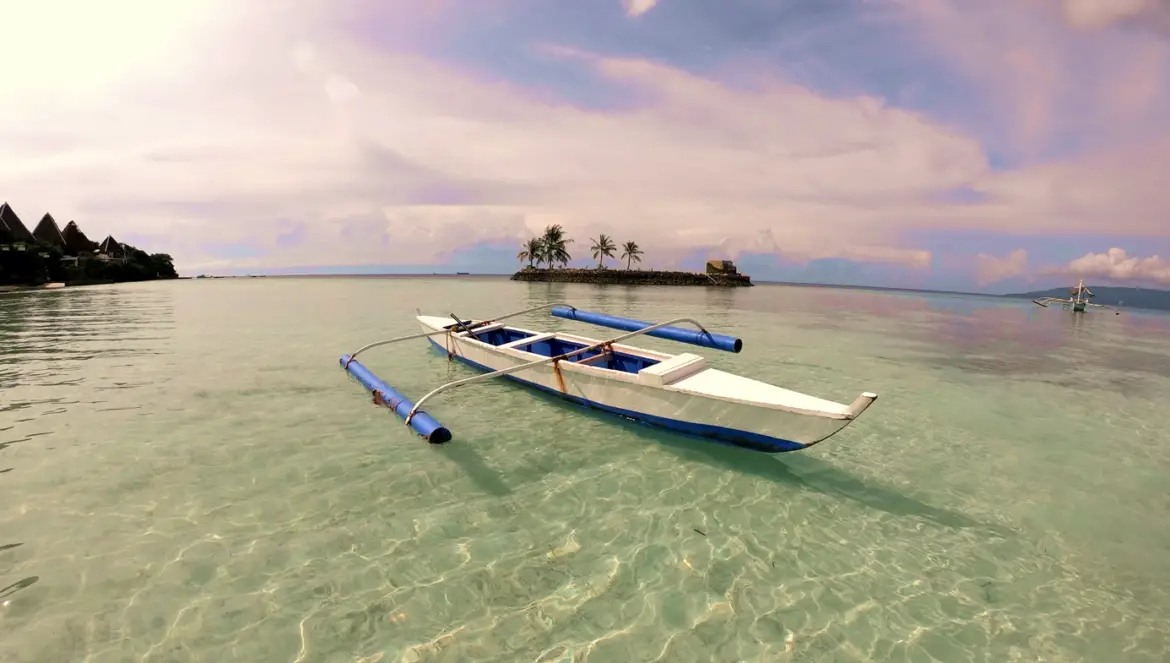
[
  {"left": 98, "top": 235, "right": 127, "bottom": 258},
  {"left": 705, "top": 259, "right": 738, "bottom": 275},
  {"left": 61, "top": 220, "right": 98, "bottom": 255},
  {"left": 0, "top": 202, "right": 36, "bottom": 244},
  {"left": 33, "top": 213, "right": 66, "bottom": 247}
]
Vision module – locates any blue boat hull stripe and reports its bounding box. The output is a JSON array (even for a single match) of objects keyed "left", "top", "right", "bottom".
[{"left": 427, "top": 338, "right": 805, "bottom": 453}]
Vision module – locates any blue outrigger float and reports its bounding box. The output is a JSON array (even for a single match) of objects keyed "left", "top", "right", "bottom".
[{"left": 339, "top": 304, "right": 878, "bottom": 454}]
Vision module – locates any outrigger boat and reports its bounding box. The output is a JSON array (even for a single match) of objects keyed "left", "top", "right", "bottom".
[
  {"left": 1033, "top": 279, "right": 1119, "bottom": 314},
  {"left": 339, "top": 305, "right": 878, "bottom": 454}
]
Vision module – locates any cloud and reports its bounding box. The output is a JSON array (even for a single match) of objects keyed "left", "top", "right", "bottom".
[
  {"left": 893, "top": 0, "right": 1170, "bottom": 158},
  {"left": 623, "top": 0, "right": 660, "bottom": 18},
  {"left": 975, "top": 248, "right": 1028, "bottom": 285},
  {"left": 1048, "top": 248, "right": 1170, "bottom": 285},
  {"left": 840, "top": 246, "right": 933, "bottom": 269},
  {"left": 0, "top": 9, "right": 994, "bottom": 273},
  {"left": 1, "top": 0, "right": 1168, "bottom": 283},
  {"left": 1047, "top": 0, "right": 1170, "bottom": 32}
]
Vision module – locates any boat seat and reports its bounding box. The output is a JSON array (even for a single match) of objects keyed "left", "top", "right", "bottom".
[
  {"left": 458, "top": 322, "right": 505, "bottom": 337},
  {"left": 499, "top": 332, "right": 555, "bottom": 349},
  {"left": 638, "top": 352, "right": 707, "bottom": 387}
]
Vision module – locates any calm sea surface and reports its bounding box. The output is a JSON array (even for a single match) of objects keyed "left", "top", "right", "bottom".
[{"left": 1, "top": 277, "right": 1168, "bottom": 662}]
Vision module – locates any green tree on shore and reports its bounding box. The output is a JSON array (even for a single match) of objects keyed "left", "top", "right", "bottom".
[
  {"left": 621, "top": 240, "right": 644, "bottom": 270},
  {"left": 147, "top": 253, "right": 179, "bottom": 279},
  {"left": 0, "top": 240, "right": 179, "bottom": 285},
  {"left": 0, "top": 243, "right": 67, "bottom": 284},
  {"left": 517, "top": 237, "right": 543, "bottom": 269},
  {"left": 590, "top": 234, "right": 616, "bottom": 269},
  {"left": 516, "top": 228, "right": 650, "bottom": 272},
  {"left": 540, "top": 224, "right": 573, "bottom": 268}
]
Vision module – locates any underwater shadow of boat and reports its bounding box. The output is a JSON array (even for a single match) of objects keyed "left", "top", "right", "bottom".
[
  {"left": 415, "top": 346, "right": 1006, "bottom": 535},
  {"left": 652, "top": 431, "right": 1011, "bottom": 535},
  {"left": 430, "top": 439, "right": 512, "bottom": 497},
  {"left": 475, "top": 381, "right": 1004, "bottom": 534}
]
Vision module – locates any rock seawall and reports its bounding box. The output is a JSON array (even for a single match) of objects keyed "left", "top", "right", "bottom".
[{"left": 510, "top": 268, "right": 752, "bottom": 287}]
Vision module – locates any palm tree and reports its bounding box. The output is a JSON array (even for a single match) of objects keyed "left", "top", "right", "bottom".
[
  {"left": 541, "top": 224, "right": 573, "bottom": 269},
  {"left": 590, "top": 234, "right": 616, "bottom": 269},
  {"left": 540, "top": 236, "right": 555, "bottom": 268},
  {"left": 517, "top": 237, "right": 543, "bottom": 269},
  {"left": 621, "top": 240, "right": 644, "bottom": 270}
]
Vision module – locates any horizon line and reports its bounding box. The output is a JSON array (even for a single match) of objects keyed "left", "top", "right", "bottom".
[{"left": 186, "top": 271, "right": 1159, "bottom": 297}]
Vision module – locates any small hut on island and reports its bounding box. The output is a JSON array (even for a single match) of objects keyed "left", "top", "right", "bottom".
[{"left": 705, "top": 259, "right": 739, "bottom": 275}]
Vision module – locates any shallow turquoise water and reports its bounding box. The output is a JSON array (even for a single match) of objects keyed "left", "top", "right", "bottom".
[{"left": 1, "top": 277, "right": 1168, "bottom": 662}]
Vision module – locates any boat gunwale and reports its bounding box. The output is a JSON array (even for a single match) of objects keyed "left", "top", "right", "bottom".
[{"left": 420, "top": 315, "right": 855, "bottom": 420}]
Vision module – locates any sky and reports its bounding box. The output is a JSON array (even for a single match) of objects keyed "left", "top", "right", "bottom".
[{"left": 1, "top": 0, "right": 1169, "bottom": 292}]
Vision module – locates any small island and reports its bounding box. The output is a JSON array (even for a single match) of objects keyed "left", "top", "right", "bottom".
[
  {"left": 0, "top": 201, "right": 178, "bottom": 290},
  {"left": 509, "top": 224, "right": 752, "bottom": 287}
]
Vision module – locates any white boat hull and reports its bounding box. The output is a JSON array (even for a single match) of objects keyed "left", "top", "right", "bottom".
[{"left": 418, "top": 315, "right": 876, "bottom": 453}]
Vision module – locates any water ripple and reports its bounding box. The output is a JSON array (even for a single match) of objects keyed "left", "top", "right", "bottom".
[{"left": 0, "top": 279, "right": 1166, "bottom": 662}]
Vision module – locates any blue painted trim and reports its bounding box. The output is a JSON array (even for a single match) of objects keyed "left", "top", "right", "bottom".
[
  {"left": 340, "top": 355, "right": 452, "bottom": 444},
  {"left": 427, "top": 339, "right": 806, "bottom": 454}
]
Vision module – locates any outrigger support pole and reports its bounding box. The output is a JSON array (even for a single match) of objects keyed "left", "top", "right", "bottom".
[
  {"left": 341, "top": 302, "right": 728, "bottom": 443},
  {"left": 343, "top": 302, "right": 577, "bottom": 366},
  {"left": 1087, "top": 303, "right": 1121, "bottom": 315},
  {"left": 1032, "top": 297, "right": 1120, "bottom": 315},
  {"left": 403, "top": 316, "right": 712, "bottom": 426},
  {"left": 343, "top": 302, "right": 733, "bottom": 365}
]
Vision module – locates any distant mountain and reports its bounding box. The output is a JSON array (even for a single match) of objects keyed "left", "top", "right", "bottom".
[{"left": 1003, "top": 285, "right": 1170, "bottom": 312}]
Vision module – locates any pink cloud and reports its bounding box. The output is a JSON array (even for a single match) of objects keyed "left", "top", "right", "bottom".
[
  {"left": 966, "top": 133, "right": 1170, "bottom": 236},
  {"left": 895, "top": 0, "right": 1072, "bottom": 153},
  {"left": 1047, "top": 248, "right": 1170, "bottom": 285},
  {"left": 0, "top": 0, "right": 1167, "bottom": 278},
  {"left": 896, "top": 0, "right": 1170, "bottom": 155},
  {"left": 1045, "top": 0, "right": 1170, "bottom": 31},
  {"left": 692, "top": 230, "right": 933, "bottom": 270},
  {"left": 835, "top": 246, "right": 933, "bottom": 269},
  {"left": 622, "top": 0, "right": 660, "bottom": 18},
  {"left": 975, "top": 249, "right": 1028, "bottom": 285},
  {"left": 2, "top": 25, "right": 999, "bottom": 272}
]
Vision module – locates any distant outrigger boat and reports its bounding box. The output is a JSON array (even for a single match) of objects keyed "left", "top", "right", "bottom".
[
  {"left": 338, "top": 304, "right": 878, "bottom": 454},
  {"left": 1032, "top": 279, "right": 1120, "bottom": 314}
]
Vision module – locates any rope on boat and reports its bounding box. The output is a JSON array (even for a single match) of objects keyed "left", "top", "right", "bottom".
[
  {"left": 552, "top": 359, "right": 567, "bottom": 393},
  {"left": 372, "top": 390, "right": 403, "bottom": 411}
]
